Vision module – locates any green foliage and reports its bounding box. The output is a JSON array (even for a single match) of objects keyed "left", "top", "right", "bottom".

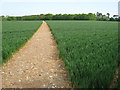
[
  {"left": 47, "top": 21, "right": 118, "bottom": 88},
  {"left": 7, "top": 16, "right": 17, "bottom": 21},
  {"left": 2, "top": 12, "right": 119, "bottom": 21},
  {"left": 96, "top": 15, "right": 109, "bottom": 21},
  {"left": 110, "top": 17, "right": 115, "bottom": 21},
  {"left": 2, "top": 21, "right": 41, "bottom": 63},
  {"left": 1, "top": 16, "right": 7, "bottom": 21},
  {"left": 109, "top": 17, "right": 120, "bottom": 21},
  {"left": 96, "top": 12, "right": 110, "bottom": 21},
  {"left": 2, "top": 13, "right": 97, "bottom": 21},
  {"left": 74, "top": 13, "right": 96, "bottom": 20}
]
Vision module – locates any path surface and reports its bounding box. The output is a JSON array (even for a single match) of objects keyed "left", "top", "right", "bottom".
[{"left": 2, "top": 21, "right": 72, "bottom": 88}]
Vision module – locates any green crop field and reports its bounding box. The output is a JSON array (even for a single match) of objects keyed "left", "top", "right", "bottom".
[
  {"left": 2, "top": 20, "right": 119, "bottom": 88},
  {"left": 2, "top": 21, "right": 41, "bottom": 64},
  {"left": 47, "top": 21, "right": 118, "bottom": 88}
]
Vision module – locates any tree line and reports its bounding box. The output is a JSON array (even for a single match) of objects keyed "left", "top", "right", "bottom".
[{"left": 1, "top": 12, "right": 120, "bottom": 21}]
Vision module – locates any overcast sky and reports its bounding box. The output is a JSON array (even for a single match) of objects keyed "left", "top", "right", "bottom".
[{"left": 0, "top": 0, "right": 119, "bottom": 17}]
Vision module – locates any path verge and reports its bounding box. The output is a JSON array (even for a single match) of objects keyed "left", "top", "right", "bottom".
[{"left": 1, "top": 21, "right": 72, "bottom": 88}]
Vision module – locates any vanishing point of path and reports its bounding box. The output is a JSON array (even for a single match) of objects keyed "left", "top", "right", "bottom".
[{"left": 2, "top": 21, "right": 72, "bottom": 88}]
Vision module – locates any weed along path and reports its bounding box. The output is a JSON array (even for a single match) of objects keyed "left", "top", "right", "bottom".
[{"left": 2, "top": 21, "right": 72, "bottom": 88}]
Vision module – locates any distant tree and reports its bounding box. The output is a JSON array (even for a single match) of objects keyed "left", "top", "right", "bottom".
[
  {"left": 44, "top": 14, "right": 53, "bottom": 20},
  {"left": 96, "top": 12, "right": 109, "bottom": 21},
  {"left": 99, "top": 13, "right": 102, "bottom": 17},
  {"left": 1, "top": 16, "right": 7, "bottom": 21},
  {"left": 39, "top": 14, "right": 45, "bottom": 20},
  {"left": 102, "top": 15, "right": 109, "bottom": 21},
  {"left": 96, "top": 12, "right": 102, "bottom": 21},
  {"left": 3, "top": 13, "right": 112, "bottom": 21},
  {"left": 109, "top": 17, "right": 115, "bottom": 21},
  {"left": 113, "top": 15, "right": 119, "bottom": 18},
  {"left": 96, "top": 12, "right": 100, "bottom": 17},
  {"left": 88, "top": 13, "right": 96, "bottom": 20},
  {"left": 52, "top": 14, "right": 63, "bottom": 20},
  {"left": 16, "top": 17, "right": 22, "bottom": 21},
  {"left": 7, "top": 16, "right": 14, "bottom": 21},
  {"left": 107, "top": 13, "right": 110, "bottom": 18},
  {"left": 118, "top": 17, "right": 120, "bottom": 21}
]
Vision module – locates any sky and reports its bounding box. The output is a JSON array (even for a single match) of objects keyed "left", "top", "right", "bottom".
[{"left": 0, "top": 0, "right": 119, "bottom": 17}]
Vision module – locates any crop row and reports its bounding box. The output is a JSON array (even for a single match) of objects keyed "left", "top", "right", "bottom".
[
  {"left": 2, "top": 21, "right": 41, "bottom": 64},
  {"left": 47, "top": 21, "right": 118, "bottom": 88}
]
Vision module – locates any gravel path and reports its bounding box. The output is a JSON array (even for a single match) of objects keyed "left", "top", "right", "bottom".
[{"left": 1, "top": 21, "right": 72, "bottom": 88}]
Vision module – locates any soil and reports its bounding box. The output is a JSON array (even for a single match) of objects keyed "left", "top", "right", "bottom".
[
  {"left": 109, "top": 65, "right": 120, "bottom": 88},
  {"left": 1, "top": 21, "right": 72, "bottom": 88}
]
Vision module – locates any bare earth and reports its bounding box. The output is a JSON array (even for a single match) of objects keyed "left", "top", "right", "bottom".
[{"left": 1, "top": 21, "right": 72, "bottom": 88}]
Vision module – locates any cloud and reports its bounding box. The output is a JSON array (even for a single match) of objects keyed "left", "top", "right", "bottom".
[{"left": 1, "top": 0, "right": 119, "bottom": 3}]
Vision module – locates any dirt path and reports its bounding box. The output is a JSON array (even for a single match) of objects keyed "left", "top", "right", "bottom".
[{"left": 1, "top": 21, "right": 72, "bottom": 88}]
